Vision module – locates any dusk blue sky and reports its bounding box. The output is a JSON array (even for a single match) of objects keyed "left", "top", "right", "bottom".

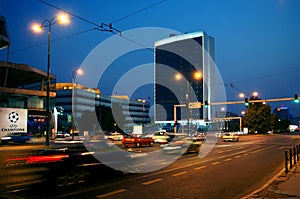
[{"left": 1, "top": 0, "right": 300, "bottom": 116}]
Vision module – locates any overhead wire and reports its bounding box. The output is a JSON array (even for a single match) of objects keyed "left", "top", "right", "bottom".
[
  {"left": 0, "top": 28, "right": 95, "bottom": 57},
  {"left": 37, "top": 0, "right": 163, "bottom": 52},
  {"left": 111, "top": 0, "right": 167, "bottom": 23},
  {"left": 1, "top": 0, "right": 167, "bottom": 58},
  {"left": 224, "top": 68, "right": 300, "bottom": 96}
]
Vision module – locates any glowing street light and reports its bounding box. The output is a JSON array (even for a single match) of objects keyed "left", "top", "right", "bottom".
[
  {"left": 31, "top": 12, "right": 70, "bottom": 146},
  {"left": 193, "top": 71, "right": 202, "bottom": 80},
  {"left": 174, "top": 71, "right": 203, "bottom": 134},
  {"left": 239, "top": 93, "right": 245, "bottom": 98},
  {"left": 175, "top": 73, "right": 183, "bottom": 81},
  {"left": 252, "top": 91, "right": 259, "bottom": 97}
]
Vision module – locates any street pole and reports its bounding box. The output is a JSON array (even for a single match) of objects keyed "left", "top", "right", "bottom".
[
  {"left": 174, "top": 106, "right": 177, "bottom": 134},
  {"left": 31, "top": 13, "right": 70, "bottom": 146},
  {"left": 72, "top": 71, "right": 75, "bottom": 140},
  {"left": 186, "top": 81, "right": 190, "bottom": 136},
  {"left": 174, "top": 104, "right": 186, "bottom": 135},
  {"left": 45, "top": 25, "right": 51, "bottom": 146}
]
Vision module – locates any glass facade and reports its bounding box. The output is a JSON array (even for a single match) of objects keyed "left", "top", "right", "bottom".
[{"left": 154, "top": 31, "right": 214, "bottom": 122}]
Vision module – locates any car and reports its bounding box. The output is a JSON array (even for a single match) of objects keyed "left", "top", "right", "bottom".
[
  {"left": 108, "top": 132, "right": 123, "bottom": 141},
  {"left": 192, "top": 135, "right": 206, "bottom": 143},
  {"left": 56, "top": 131, "right": 70, "bottom": 138},
  {"left": 122, "top": 135, "right": 154, "bottom": 147},
  {"left": 222, "top": 133, "right": 239, "bottom": 142},
  {"left": 1, "top": 132, "right": 32, "bottom": 144},
  {"left": 152, "top": 130, "right": 169, "bottom": 143},
  {"left": 162, "top": 135, "right": 202, "bottom": 154}
]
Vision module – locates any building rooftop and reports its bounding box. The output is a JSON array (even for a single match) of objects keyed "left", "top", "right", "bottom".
[{"left": 0, "top": 61, "right": 55, "bottom": 88}]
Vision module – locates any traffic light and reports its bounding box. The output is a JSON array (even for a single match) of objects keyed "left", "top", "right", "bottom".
[
  {"left": 294, "top": 94, "right": 299, "bottom": 103},
  {"left": 245, "top": 98, "right": 249, "bottom": 106},
  {"left": 204, "top": 100, "right": 208, "bottom": 108}
]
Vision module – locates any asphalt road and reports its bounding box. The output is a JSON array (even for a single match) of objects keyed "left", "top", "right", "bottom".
[{"left": 0, "top": 134, "right": 299, "bottom": 199}]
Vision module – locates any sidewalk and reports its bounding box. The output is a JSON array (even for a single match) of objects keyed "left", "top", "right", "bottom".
[{"left": 244, "top": 162, "right": 300, "bottom": 199}]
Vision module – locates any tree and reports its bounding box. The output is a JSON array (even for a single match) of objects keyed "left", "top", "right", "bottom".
[
  {"left": 243, "top": 101, "right": 272, "bottom": 134},
  {"left": 95, "top": 103, "right": 126, "bottom": 133},
  {"left": 76, "top": 110, "right": 100, "bottom": 133},
  {"left": 271, "top": 114, "right": 290, "bottom": 133}
]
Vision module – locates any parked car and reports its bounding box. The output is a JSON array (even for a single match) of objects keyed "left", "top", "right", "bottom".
[
  {"left": 122, "top": 135, "right": 154, "bottom": 147},
  {"left": 108, "top": 133, "right": 123, "bottom": 141},
  {"left": 222, "top": 133, "right": 239, "bottom": 142},
  {"left": 1, "top": 132, "right": 32, "bottom": 144}
]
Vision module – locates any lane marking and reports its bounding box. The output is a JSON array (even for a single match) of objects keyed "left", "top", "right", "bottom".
[
  {"left": 142, "top": 178, "right": 163, "bottom": 185},
  {"left": 224, "top": 158, "right": 232, "bottom": 162},
  {"left": 243, "top": 153, "right": 249, "bottom": 156},
  {"left": 211, "top": 161, "right": 221, "bottom": 165},
  {"left": 235, "top": 155, "right": 242, "bottom": 159},
  {"left": 250, "top": 145, "right": 274, "bottom": 153},
  {"left": 57, "top": 143, "right": 278, "bottom": 198},
  {"left": 194, "top": 165, "right": 207, "bottom": 170},
  {"left": 97, "top": 189, "right": 127, "bottom": 198},
  {"left": 172, "top": 171, "right": 188, "bottom": 177}
]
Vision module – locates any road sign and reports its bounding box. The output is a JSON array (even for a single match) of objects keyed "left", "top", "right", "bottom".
[{"left": 189, "top": 102, "right": 201, "bottom": 109}]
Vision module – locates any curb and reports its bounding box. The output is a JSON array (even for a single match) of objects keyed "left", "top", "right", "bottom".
[
  {"left": 241, "top": 162, "right": 299, "bottom": 199},
  {"left": 241, "top": 167, "right": 286, "bottom": 199}
]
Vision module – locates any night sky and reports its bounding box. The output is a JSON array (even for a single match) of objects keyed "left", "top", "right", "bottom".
[{"left": 1, "top": 0, "right": 300, "bottom": 116}]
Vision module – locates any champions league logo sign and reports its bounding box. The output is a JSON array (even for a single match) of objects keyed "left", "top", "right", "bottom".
[{"left": 0, "top": 108, "right": 27, "bottom": 133}]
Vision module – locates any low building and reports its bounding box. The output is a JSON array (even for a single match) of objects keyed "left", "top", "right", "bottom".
[
  {"left": 0, "top": 61, "right": 56, "bottom": 136},
  {"left": 55, "top": 83, "right": 150, "bottom": 134}
]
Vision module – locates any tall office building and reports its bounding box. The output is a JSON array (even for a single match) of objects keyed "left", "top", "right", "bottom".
[{"left": 154, "top": 31, "right": 215, "bottom": 124}]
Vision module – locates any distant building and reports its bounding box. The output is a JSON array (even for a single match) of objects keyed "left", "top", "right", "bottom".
[
  {"left": 55, "top": 83, "right": 150, "bottom": 133},
  {"left": 54, "top": 83, "right": 100, "bottom": 132},
  {"left": 273, "top": 106, "right": 290, "bottom": 121},
  {"left": 98, "top": 95, "right": 151, "bottom": 131},
  {"left": 154, "top": 31, "right": 215, "bottom": 124}
]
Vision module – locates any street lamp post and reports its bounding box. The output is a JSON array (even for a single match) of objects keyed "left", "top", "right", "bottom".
[
  {"left": 175, "top": 71, "right": 202, "bottom": 135},
  {"left": 142, "top": 99, "right": 146, "bottom": 127},
  {"left": 32, "top": 13, "right": 70, "bottom": 146}
]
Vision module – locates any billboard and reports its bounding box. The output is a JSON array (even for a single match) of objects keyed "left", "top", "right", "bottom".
[{"left": 0, "top": 108, "right": 27, "bottom": 134}]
